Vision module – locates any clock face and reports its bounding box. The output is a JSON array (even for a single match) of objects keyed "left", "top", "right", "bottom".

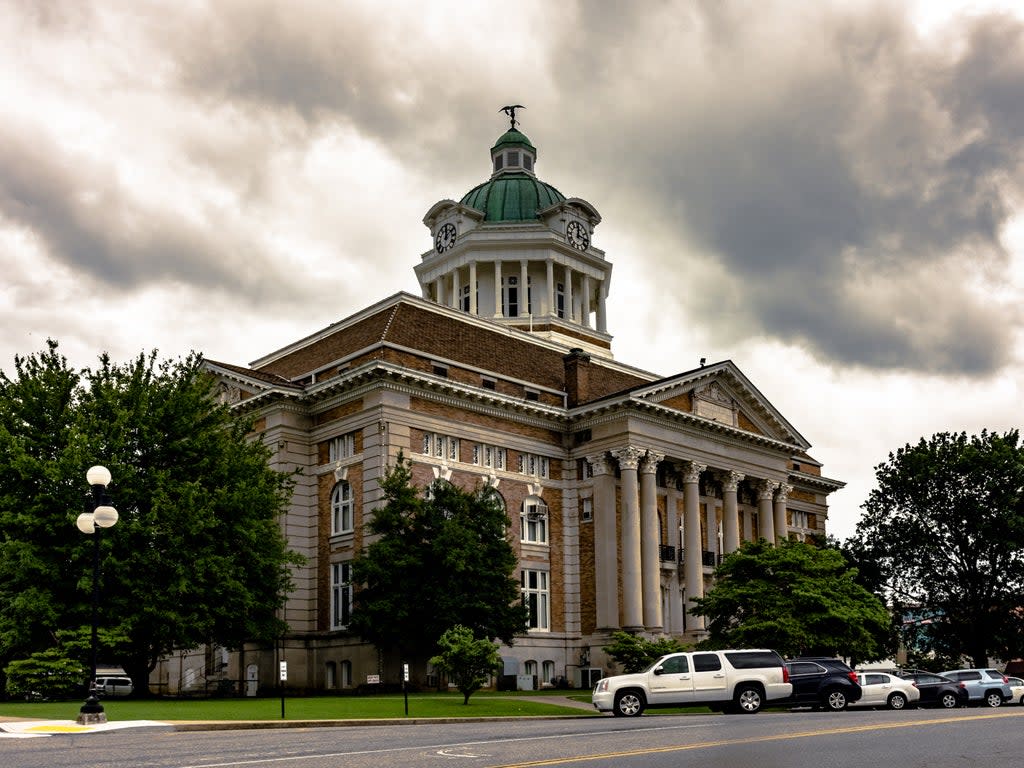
[
  {"left": 435, "top": 222, "right": 457, "bottom": 253},
  {"left": 566, "top": 221, "right": 589, "bottom": 251}
]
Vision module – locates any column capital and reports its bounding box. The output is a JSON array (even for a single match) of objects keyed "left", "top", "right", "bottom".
[
  {"left": 721, "top": 470, "right": 745, "bottom": 493},
  {"left": 757, "top": 479, "right": 779, "bottom": 500},
  {"left": 639, "top": 450, "right": 664, "bottom": 475},
  {"left": 612, "top": 445, "right": 644, "bottom": 471},
  {"left": 775, "top": 482, "right": 793, "bottom": 502},
  {"left": 680, "top": 460, "right": 707, "bottom": 484},
  {"left": 586, "top": 453, "right": 613, "bottom": 476}
]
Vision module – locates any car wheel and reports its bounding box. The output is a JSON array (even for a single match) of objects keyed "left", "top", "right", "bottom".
[
  {"left": 984, "top": 691, "right": 1002, "bottom": 708},
  {"left": 613, "top": 690, "right": 645, "bottom": 717},
  {"left": 824, "top": 689, "right": 849, "bottom": 711},
  {"left": 734, "top": 685, "right": 764, "bottom": 714},
  {"left": 887, "top": 692, "right": 907, "bottom": 710},
  {"left": 939, "top": 692, "right": 959, "bottom": 709}
]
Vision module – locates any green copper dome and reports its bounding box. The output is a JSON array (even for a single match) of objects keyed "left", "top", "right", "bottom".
[
  {"left": 459, "top": 127, "right": 564, "bottom": 222},
  {"left": 459, "top": 174, "right": 565, "bottom": 222}
]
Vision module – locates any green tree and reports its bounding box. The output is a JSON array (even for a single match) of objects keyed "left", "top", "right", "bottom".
[
  {"left": 429, "top": 625, "right": 501, "bottom": 704},
  {"left": 601, "top": 631, "right": 689, "bottom": 673},
  {"left": 692, "top": 539, "right": 892, "bottom": 661},
  {"left": 350, "top": 456, "right": 528, "bottom": 668},
  {"left": 3, "top": 648, "right": 85, "bottom": 701},
  {"left": 0, "top": 340, "right": 300, "bottom": 696},
  {"left": 852, "top": 430, "right": 1024, "bottom": 667}
]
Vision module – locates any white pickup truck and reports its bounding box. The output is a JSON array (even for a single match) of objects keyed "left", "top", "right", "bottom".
[{"left": 592, "top": 649, "right": 791, "bottom": 716}]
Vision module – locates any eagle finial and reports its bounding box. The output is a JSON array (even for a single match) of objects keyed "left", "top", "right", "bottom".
[{"left": 499, "top": 104, "right": 525, "bottom": 130}]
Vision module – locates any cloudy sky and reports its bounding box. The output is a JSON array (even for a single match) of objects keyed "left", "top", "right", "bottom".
[{"left": 3, "top": 0, "right": 1023, "bottom": 541}]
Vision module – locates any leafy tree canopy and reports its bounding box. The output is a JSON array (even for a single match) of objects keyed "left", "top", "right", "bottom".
[
  {"left": 601, "top": 631, "right": 689, "bottom": 674},
  {"left": 0, "top": 340, "right": 301, "bottom": 695},
  {"left": 850, "top": 430, "right": 1024, "bottom": 667},
  {"left": 428, "top": 625, "right": 501, "bottom": 704},
  {"left": 350, "top": 456, "right": 528, "bottom": 663},
  {"left": 693, "top": 538, "right": 892, "bottom": 661}
]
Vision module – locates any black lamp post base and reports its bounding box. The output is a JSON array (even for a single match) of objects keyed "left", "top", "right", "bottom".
[{"left": 76, "top": 695, "right": 107, "bottom": 725}]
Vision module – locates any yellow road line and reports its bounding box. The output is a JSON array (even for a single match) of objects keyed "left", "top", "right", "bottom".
[{"left": 487, "top": 710, "right": 1024, "bottom": 767}]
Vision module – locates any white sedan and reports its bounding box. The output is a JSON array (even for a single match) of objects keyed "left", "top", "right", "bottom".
[
  {"left": 852, "top": 672, "right": 921, "bottom": 710},
  {"left": 1008, "top": 676, "right": 1024, "bottom": 705}
]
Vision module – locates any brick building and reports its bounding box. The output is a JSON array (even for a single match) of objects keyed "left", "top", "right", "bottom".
[{"left": 159, "top": 116, "right": 843, "bottom": 694}]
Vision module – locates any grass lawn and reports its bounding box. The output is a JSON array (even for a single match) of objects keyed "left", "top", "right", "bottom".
[{"left": 0, "top": 690, "right": 600, "bottom": 722}]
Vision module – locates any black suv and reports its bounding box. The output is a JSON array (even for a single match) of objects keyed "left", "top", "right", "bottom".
[
  {"left": 899, "top": 670, "right": 967, "bottom": 709},
  {"left": 785, "top": 658, "right": 862, "bottom": 711}
]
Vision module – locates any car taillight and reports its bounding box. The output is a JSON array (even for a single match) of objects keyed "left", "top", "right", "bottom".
[
  {"left": 847, "top": 671, "right": 858, "bottom": 683},
  {"left": 958, "top": 682, "right": 966, "bottom": 689},
  {"left": 782, "top": 666, "right": 790, "bottom": 683},
  {"left": 1001, "top": 675, "right": 1009, "bottom": 683},
  {"left": 912, "top": 682, "right": 919, "bottom": 688}
]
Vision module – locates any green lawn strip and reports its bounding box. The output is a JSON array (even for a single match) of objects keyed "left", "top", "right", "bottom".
[{"left": 0, "top": 693, "right": 598, "bottom": 722}]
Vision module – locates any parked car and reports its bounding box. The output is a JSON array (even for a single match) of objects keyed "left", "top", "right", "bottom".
[
  {"left": 899, "top": 671, "right": 968, "bottom": 709},
  {"left": 850, "top": 672, "right": 920, "bottom": 710},
  {"left": 1006, "top": 676, "right": 1024, "bottom": 705},
  {"left": 592, "top": 649, "right": 791, "bottom": 716},
  {"left": 94, "top": 676, "right": 133, "bottom": 698},
  {"left": 785, "top": 658, "right": 862, "bottom": 711},
  {"left": 938, "top": 668, "right": 1011, "bottom": 707}
]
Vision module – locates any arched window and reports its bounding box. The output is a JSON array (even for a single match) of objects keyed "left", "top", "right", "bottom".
[
  {"left": 325, "top": 662, "right": 337, "bottom": 689},
  {"left": 340, "top": 660, "right": 352, "bottom": 688},
  {"left": 521, "top": 495, "right": 548, "bottom": 544},
  {"left": 331, "top": 481, "right": 354, "bottom": 534},
  {"left": 542, "top": 660, "right": 555, "bottom": 685}
]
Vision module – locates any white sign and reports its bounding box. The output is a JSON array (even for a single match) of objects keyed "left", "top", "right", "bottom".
[
  {"left": 279, "top": 661, "right": 288, "bottom": 681},
  {"left": 403, "top": 663, "right": 409, "bottom": 682}
]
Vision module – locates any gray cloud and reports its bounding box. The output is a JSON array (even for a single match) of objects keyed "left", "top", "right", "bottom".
[{"left": 3, "top": 0, "right": 1022, "bottom": 379}]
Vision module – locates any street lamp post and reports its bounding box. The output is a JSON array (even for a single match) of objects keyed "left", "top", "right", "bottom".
[{"left": 75, "top": 465, "right": 119, "bottom": 725}]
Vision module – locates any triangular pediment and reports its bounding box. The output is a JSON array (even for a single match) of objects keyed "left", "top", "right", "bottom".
[{"left": 630, "top": 361, "right": 809, "bottom": 449}]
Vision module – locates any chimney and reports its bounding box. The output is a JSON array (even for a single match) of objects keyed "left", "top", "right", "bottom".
[{"left": 564, "top": 348, "right": 591, "bottom": 407}]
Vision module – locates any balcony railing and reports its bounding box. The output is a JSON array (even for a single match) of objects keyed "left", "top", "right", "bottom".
[
  {"left": 701, "top": 550, "right": 719, "bottom": 567},
  {"left": 659, "top": 544, "right": 676, "bottom": 562}
]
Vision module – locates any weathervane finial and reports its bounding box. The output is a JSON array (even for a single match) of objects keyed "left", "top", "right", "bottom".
[{"left": 500, "top": 104, "right": 525, "bottom": 130}]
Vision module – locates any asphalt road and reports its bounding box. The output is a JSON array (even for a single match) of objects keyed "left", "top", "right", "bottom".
[{"left": 5, "top": 707, "right": 1023, "bottom": 768}]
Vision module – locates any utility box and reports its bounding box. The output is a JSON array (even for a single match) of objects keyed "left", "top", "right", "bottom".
[{"left": 516, "top": 674, "right": 536, "bottom": 691}]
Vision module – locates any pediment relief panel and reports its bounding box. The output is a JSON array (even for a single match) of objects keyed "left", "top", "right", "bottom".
[{"left": 643, "top": 378, "right": 777, "bottom": 440}]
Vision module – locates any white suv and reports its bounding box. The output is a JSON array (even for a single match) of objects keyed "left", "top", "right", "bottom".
[{"left": 592, "top": 649, "right": 791, "bottom": 716}]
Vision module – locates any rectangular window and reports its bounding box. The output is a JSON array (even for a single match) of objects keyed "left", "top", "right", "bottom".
[
  {"left": 504, "top": 276, "right": 519, "bottom": 317},
  {"left": 581, "top": 497, "right": 593, "bottom": 522},
  {"left": 423, "top": 432, "right": 460, "bottom": 461},
  {"left": 328, "top": 433, "right": 355, "bottom": 463},
  {"left": 518, "top": 453, "right": 549, "bottom": 478},
  {"left": 521, "top": 501, "right": 549, "bottom": 544},
  {"left": 473, "top": 443, "right": 506, "bottom": 470},
  {"left": 556, "top": 282, "right": 565, "bottom": 319},
  {"left": 331, "top": 562, "right": 352, "bottom": 629},
  {"left": 331, "top": 481, "right": 354, "bottom": 534},
  {"left": 522, "top": 569, "right": 550, "bottom": 631},
  {"left": 482, "top": 377, "right": 496, "bottom": 391}
]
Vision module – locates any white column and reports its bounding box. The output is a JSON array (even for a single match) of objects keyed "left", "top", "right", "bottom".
[
  {"left": 469, "top": 261, "right": 477, "bottom": 315},
  {"left": 665, "top": 483, "right": 683, "bottom": 634},
  {"left": 597, "top": 279, "right": 608, "bottom": 333},
  {"left": 612, "top": 446, "right": 644, "bottom": 630},
  {"left": 564, "top": 264, "right": 574, "bottom": 322},
  {"left": 757, "top": 480, "right": 778, "bottom": 544},
  {"left": 546, "top": 259, "right": 555, "bottom": 317},
  {"left": 520, "top": 260, "right": 529, "bottom": 316},
  {"left": 682, "top": 461, "right": 707, "bottom": 632},
  {"left": 450, "top": 268, "right": 459, "bottom": 309},
  {"left": 581, "top": 273, "right": 592, "bottom": 328},
  {"left": 640, "top": 450, "right": 664, "bottom": 630},
  {"left": 774, "top": 483, "right": 792, "bottom": 543},
  {"left": 434, "top": 276, "right": 444, "bottom": 305},
  {"left": 494, "top": 260, "right": 503, "bottom": 317},
  {"left": 589, "top": 454, "right": 619, "bottom": 630},
  {"left": 722, "top": 470, "right": 744, "bottom": 554}
]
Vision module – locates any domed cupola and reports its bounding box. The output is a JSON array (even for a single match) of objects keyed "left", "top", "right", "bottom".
[
  {"left": 458, "top": 127, "right": 566, "bottom": 222},
  {"left": 417, "top": 107, "right": 614, "bottom": 358}
]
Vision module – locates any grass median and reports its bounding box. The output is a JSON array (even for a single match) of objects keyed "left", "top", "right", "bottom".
[{"left": 0, "top": 690, "right": 600, "bottom": 722}]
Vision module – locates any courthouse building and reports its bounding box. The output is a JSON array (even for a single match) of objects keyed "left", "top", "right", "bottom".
[{"left": 160, "top": 114, "right": 844, "bottom": 694}]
